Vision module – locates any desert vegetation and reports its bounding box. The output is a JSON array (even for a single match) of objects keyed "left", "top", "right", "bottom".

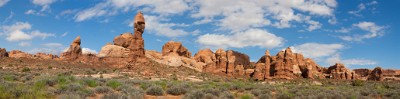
[{"left": 1, "top": 70, "right": 399, "bottom": 99}]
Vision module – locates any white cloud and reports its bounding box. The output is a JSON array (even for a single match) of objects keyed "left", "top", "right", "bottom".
[
  {"left": 18, "top": 42, "right": 31, "bottom": 47},
  {"left": 0, "top": 0, "right": 10, "bottom": 7},
  {"left": 197, "top": 29, "right": 284, "bottom": 49},
  {"left": 32, "top": 0, "right": 56, "bottom": 11},
  {"left": 42, "top": 43, "right": 63, "bottom": 47},
  {"left": 82, "top": 48, "right": 97, "bottom": 54},
  {"left": 291, "top": 43, "right": 344, "bottom": 58},
  {"left": 306, "top": 20, "right": 322, "bottom": 31},
  {"left": 74, "top": 0, "right": 191, "bottom": 22},
  {"left": 335, "top": 27, "right": 351, "bottom": 33},
  {"left": 1, "top": 22, "right": 55, "bottom": 42},
  {"left": 326, "top": 54, "right": 376, "bottom": 67},
  {"left": 348, "top": 1, "right": 378, "bottom": 17},
  {"left": 340, "top": 21, "right": 385, "bottom": 41},
  {"left": 61, "top": 32, "right": 68, "bottom": 37}
]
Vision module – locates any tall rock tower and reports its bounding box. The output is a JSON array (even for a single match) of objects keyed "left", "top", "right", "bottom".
[{"left": 130, "top": 11, "right": 146, "bottom": 59}]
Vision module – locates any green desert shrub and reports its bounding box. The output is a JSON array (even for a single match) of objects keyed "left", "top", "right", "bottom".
[
  {"left": 95, "top": 86, "right": 112, "bottom": 94},
  {"left": 352, "top": 80, "right": 365, "bottom": 86},
  {"left": 166, "top": 83, "right": 188, "bottom": 95},
  {"left": 102, "top": 93, "right": 128, "bottom": 99},
  {"left": 119, "top": 85, "right": 144, "bottom": 99},
  {"left": 219, "top": 92, "right": 234, "bottom": 99},
  {"left": 183, "top": 90, "right": 205, "bottom": 99},
  {"left": 83, "top": 78, "right": 98, "bottom": 87},
  {"left": 240, "top": 94, "right": 253, "bottom": 99},
  {"left": 146, "top": 85, "right": 164, "bottom": 96},
  {"left": 106, "top": 80, "right": 122, "bottom": 89},
  {"left": 22, "top": 67, "right": 30, "bottom": 72}
]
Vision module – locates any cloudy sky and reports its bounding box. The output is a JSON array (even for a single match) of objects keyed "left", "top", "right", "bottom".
[{"left": 0, "top": 0, "right": 399, "bottom": 69}]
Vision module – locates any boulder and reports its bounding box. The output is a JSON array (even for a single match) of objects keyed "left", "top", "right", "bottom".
[
  {"left": 98, "top": 44, "right": 131, "bottom": 58},
  {"left": 162, "top": 41, "right": 191, "bottom": 58},
  {"left": 8, "top": 50, "right": 33, "bottom": 58},
  {"left": 0, "top": 48, "right": 8, "bottom": 58},
  {"left": 60, "top": 36, "right": 82, "bottom": 60},
  {"left": 113, "top": 33, "right": 134, "bottom": 48},
  {"left": 368, "top": 67, "right": 384, "bottom": 81}
]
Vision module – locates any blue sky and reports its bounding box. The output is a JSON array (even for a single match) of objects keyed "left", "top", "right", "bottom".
[{"left": 0, "top": 0, "right": 399, "bottom": 69}]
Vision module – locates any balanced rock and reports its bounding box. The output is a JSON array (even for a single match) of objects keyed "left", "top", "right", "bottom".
[
  {"left": 0, "top": 48, "right": 8, "bottom": 58},
  {"left": 129, "top": 12, "right": 146, "bottom": 59},
  {"left": 8, "top": 50, "right": 32, "bottom": 58},
  {"left": 162, "top": 41, "right": 191, "bottom": 58},
  {"left": 113, "top": 33, "right": 134, "bottom": 48},
  {"left": 60, "top": 36, "right": 82, "bottom": 60},
  {"left": 98, "top": 44, "right": 131, "bottom": 58},
  {"left": 326, "top": 63, "right": 357, "bottom": 80},
  {"left": 368, "top": 67, "right": 384, "bottom": 81}
]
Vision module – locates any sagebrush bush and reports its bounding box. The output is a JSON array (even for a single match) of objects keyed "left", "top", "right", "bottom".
[
  {"left": 102, "top": 93, "right": 128, "bottom": 99},
  {"left": 352, "top": 80, "right": 365, "bottom": 86},
  {"left": 146, "top": 85, "right": 164, "bottom": 96},
  {"left": 166, "top": 83, "right": 188, "bottom": 95},
  {"left": 95, "top": 86, "right": 112, "bottom": 94},
  {"left": 183, "top": 90, "right": 205, "bottom": 99},
  {"left": 119, "top": 85, "right": 144, "bottom": 99},
  {"left": 106, "top": 80, "right": 122, "bottom": 89}
]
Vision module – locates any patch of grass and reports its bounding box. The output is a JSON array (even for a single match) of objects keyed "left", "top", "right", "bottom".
[
  {"left": 106, "top": 80, "right": 122, "bottom": 89},
  {"left": 83, "top": 78, "right": 98, "bottom": 87},
  {"left": 352, "top": 80, "right": 365, "bottom": 86},
  {"left": 240, "top": 94, "right": 253, "bottom": 99}
]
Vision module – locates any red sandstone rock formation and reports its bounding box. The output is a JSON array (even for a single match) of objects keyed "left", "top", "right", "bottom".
[
  {"left": 326, "top": 63, "right": 358, "bottom": 80},
  {"left": 162, "top": 41, "right": 191, "bottom": 58},
  {"left": 8, "top": 50, "right": 33, "bottom": 58},
  {"left": 34, "top": 53, "right": 58, "bottom": 59},
  {"left": 193, "top": 49, "right": 250, "bottom": 77},
  {"left": 368, "top": 67, "right": 384, "bottom": 81},
  {"left": 0, "top": 48, "right": 8, "bottom": 58},
  {"left": 354, "top": 69, "right": 371, "bottom": 78},
  {"left": 129, "top": 12, "right": 146, "bottom": 59},
  {"left": 98, "top": 43, "right": 131, "bottom": 58},
  {"left": 60, "top": 36, "right": 82, "bottom": 60}
]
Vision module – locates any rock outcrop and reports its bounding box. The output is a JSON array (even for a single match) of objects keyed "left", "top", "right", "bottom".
[
  {"left": 34, "top": 53, "right": 58, "bottom": 59},
  {"left": 98, "top": 44, "right": 131, "bottom": 58},
  {"left": 326, "top": 63, "right": 358, "bottom": 80},
  {"left": 60, "top": 36, "right": 82, "bottom": 60},
  {"left": 98, "top": 12, "right": 146, "bottom": 66},
  {"left": 194, "top": 49, "right": 251, "bottom": 77},
  {"left": 0, "top": 48, "right": 8, "bottom": 58},
  {"left": 8, "top": 50, "right": 33, "bottom": 58},
  {"left": 368, "top": 67, "right": 384, "bottom": 81},
  {"left": 146, "top": 50, "right": 202, "bottom": 71},
  {"left": 130, "top": 12, "right": 146, "bottom": 59},
  {"left": 252, "top": 48, "right": 324, "bottom": 80},
  {"left": 162, "top": 41, "right": 191, "bottom": 58}
]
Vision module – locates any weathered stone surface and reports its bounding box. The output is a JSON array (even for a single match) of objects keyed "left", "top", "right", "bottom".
[
  {"left": 146, "top": 50, "right": 202, "bottom": 72},
  {"left": 34, "top": 53, "right": 58, "bottom": 59},
  {"left": 354, "top": 69, "right": 371, "bottom": 77},
  {"left": 162, "top": 41, "right": 191, "bottom": 58},
  {"left": 0, "top": 48, "right": 8, "bottom": 58},
  {"left": 368, "top": 67, "right": 384, "bottom": 81},
  {"left": 98, "top": 44, "right": 131, "bottom": 58},
  {"left": 129, "top": 11, "right": 146, "bottom": 59},
  {"left": 326, "top": 63, "right": 357, "bottom": 80},
  {"left": 215, "top": 49, "right": 228, "bottom": 74},
  {"left": 8, "top": 50, "right": 33, "bottom": 58},
  {"left": 113, "top": 33, "right": 134, "bottom": 48},
  {"left": 60, "top": 36, "right": 82, "bottom": 60},
  {"left": 253, "top": 50, "right": 271, "bottom": 80},
  {"left": 193, "top": 49, "right": 216, "bottom": 73}
]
